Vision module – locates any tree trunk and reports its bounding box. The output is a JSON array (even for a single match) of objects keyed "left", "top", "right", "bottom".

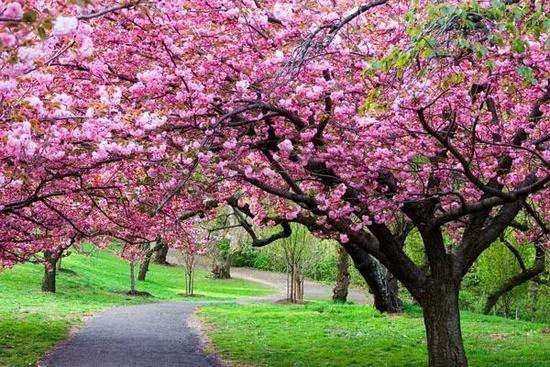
[
  {"left": 347, "top": 248, "right": 402, "bottom": 313},
  {"left": 42, "top": 251, "right": 58, "bottom": 293},
  {"left": 421, "top": 282, "right": 467, "bottom": 367},
  {"left": 211, "top": 256, "right": 231, "bottom": 279},
  {"left": 154, "top": 243, "right": 169, "bottom": 265},
  {"left": 185, "top": 270, "right": 194, "bottom": 296},
  {"left": 56, "top": 250, "right": 64, "bottom": 271},
  {"left": 333, "top": 246, "right": 350, "bottom": 302},
  {"left": 129, "top": 262, "right": 136, "bottom": 293},
  {"left": 138, "top": 256, "right": 152, "bottom": 281}
]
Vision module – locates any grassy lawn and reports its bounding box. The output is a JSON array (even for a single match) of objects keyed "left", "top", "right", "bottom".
[
  {"left": 198, "top": 303, "right": 550, "bottom": 367},
  {"left": 0, "top": 247, "right": 273, "bottom": 367}
]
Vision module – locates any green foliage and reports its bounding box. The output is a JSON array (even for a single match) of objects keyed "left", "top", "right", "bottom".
[
  {"left": 198, "top": 302, "right": 550, "bottom": 367},
  {"left": 0, "top": 247, "right": 273, "bottom": 366},
  {"left": 216, "top": 239, "right": 231, "bottom": 258},
  {"left": 402, "top": 231, "right": 549, "bottom": 323}
]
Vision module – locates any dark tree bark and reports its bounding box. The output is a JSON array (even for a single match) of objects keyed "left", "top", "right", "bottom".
[
  {"left": 138, "top": 256, "right": 152, "bottom": 281},
  {"left": 211, "top": 261, "right": 231, "bottom": 279},
  {"left": 483, "top": 245, "right": 545, "bottom": 314},
  {"left": 153, "top": 242, "right": 169, "bottom": 265},
  {"left": 421, "top": 282, "right": 467, "bottom": 367},
  {"left": 346, "top": 242, "right": 402, "bottom": 313},
  {"left": 139, "top": 242, "right": 164, "bottom": 281},
  {"left": 332, "top": 246, "right": 350, "bottom": 302},
  {"left": 42, "top": 250, "right": 59, "bottom": 293},
  {"left": 56, "top": 250, "right": 64, "bottom": 271}
]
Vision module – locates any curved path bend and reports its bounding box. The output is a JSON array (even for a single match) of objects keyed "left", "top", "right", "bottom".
[{"left": 40, "top": 253, "right": 370, "bottom": 366}]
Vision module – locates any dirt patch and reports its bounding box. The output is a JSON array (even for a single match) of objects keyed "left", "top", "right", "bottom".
[
  {"left": 124, "top": 290, "right": 153, "bottom": 297},
  {"left": 489, "top": 333, "right": 511, "bottom": 340}
]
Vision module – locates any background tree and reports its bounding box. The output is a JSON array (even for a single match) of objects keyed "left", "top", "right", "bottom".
[
  {"left": 138, "top": 240, "right": 164, "bottom": 281},
  {"left": 207, "top": 210, "right": 247, "bottom": 279},
  {"left": 153, "top": 243, "right": 170, "bottom": 266},
  {"left": 333, "top": 246, "right": 350, "bottom": 303}
]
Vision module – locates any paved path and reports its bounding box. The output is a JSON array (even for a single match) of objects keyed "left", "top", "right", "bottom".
[
  {"left": 41, "top": 253, "right": 370, "bottom": 367},
  {"left": 40, "top": 302, "right": 222, "bottom": 367},
  {"left": 230, "top": 267, "right": 370, "bottom": 304},
  {"left": 168, "top": 250, "right": 371, "bottom": 305}
]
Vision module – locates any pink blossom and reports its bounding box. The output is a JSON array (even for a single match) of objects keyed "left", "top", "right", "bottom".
[
  {"left": 277, "top": 139, "right": 293, "bottom": 153},
  {"left": 4, "top": 2, "right": 23, "bottom": 19},
  {"left": 52, "top": 16, "right": 79, "bottom": 36}
]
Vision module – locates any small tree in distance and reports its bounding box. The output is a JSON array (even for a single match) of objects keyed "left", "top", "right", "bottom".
[{"left": 276, "top": 224, "right": 324, "bottom": 304}]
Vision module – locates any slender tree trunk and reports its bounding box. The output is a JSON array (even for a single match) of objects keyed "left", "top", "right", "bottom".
[
  {"left": 421, "top": 282, "right": 467, "bottom": 367},
  {"left": 154, "top": 243, "right": 169, "bottom": 265},
  {"left": 42, "top": 251, "right": 58, "bottom": 293},
  {"left": 333, "top": 246, "right": 350, "bottom": 302},
  {"left": 528, "top": 279, "right": 540, "bottom": 317},
  {"left": 129, "top": 262, "right": 136, "bottom": 293},
  {"left": 185, "top": 270, "right": 194, "bottom": 296},
  {"left": 56, "top": 250, "right": 64, "bottom": 271},
  {"left": 297, "top": 272, "right": 304, "bottom": 302}
]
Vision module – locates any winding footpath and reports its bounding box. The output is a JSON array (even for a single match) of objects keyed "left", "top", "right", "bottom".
[
  {"left": 40, "top": 253, "right": 370, "bottom": 367},
  {"left": 39, "top": 302, "right": 222, "bottom": 367}
]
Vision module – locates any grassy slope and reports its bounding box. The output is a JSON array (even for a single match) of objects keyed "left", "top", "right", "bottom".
[
  {"left": 198, "top": 303, "right": 550, "bottom": 367},
  {"left": 0, "top": 248, "right": 273, "bottom": 367}
]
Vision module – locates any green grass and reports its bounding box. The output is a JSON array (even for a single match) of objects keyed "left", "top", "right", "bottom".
[
  {"left": 198, "top": 302, "right": 550, "bottom": 367},
  {"left": 0, "top": 247, "right": 274, "bottom": 367}
]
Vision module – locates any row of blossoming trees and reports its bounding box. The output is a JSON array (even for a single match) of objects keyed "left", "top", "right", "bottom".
[{"left": 1, "top": 1, "right": 548, "bottom": 366}]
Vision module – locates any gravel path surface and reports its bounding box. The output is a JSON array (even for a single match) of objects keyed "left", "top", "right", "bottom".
[{"left": 40, "top": 252, "right": 370, "bottom": 367}]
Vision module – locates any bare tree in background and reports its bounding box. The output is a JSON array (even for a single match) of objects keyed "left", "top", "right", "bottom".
[
  {"left": 278, "top": 224, "right": 323, "bottom": 303},
  {"left": 183, "top": 250, "right": 197, "bottom": 296}
]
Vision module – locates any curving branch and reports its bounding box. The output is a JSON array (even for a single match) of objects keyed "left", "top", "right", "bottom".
[
  {"left": 483, "top": 244, "right": 545, "bottom": 314},
  {"left": 231, "top": 206, "right": 292, "bottom": 247}
]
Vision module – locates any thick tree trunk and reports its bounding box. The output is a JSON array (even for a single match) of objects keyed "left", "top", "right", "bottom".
[
  {"left": 42, "top": 251, "right": 58, "bottom": 293},
  {"left": 347, "top": 248, "right": 401, "bottom": 313},
  {"left": 138, "top": 256, "right": 152, "bottom": 281},
  {"left": 211, "top": 256, "right": 231, "bottom": 279},
  {"left": 138, "top": 241, "right": 164, "bottom": 281},
  {"left": 421, "top": 283, "right": 467, "bottom": 367},
  {"left": 333, "top": 246, "right": 350, "bottom": 302},
  {"left": 153, "top": 243, "right": 169, "bottom": 265}
]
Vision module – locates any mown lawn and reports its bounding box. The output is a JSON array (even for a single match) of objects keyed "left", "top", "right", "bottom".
[
  {"left": 0, "top": 247, "right": 273, "bottom": 367},
  {"left": 198, "top": 303, "right": 550, "bottom": 367}
]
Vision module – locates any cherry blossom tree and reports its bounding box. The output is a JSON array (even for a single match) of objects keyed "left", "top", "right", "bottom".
[{"left": 1, "top": 1, "right": 548, "bottom": 367}]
